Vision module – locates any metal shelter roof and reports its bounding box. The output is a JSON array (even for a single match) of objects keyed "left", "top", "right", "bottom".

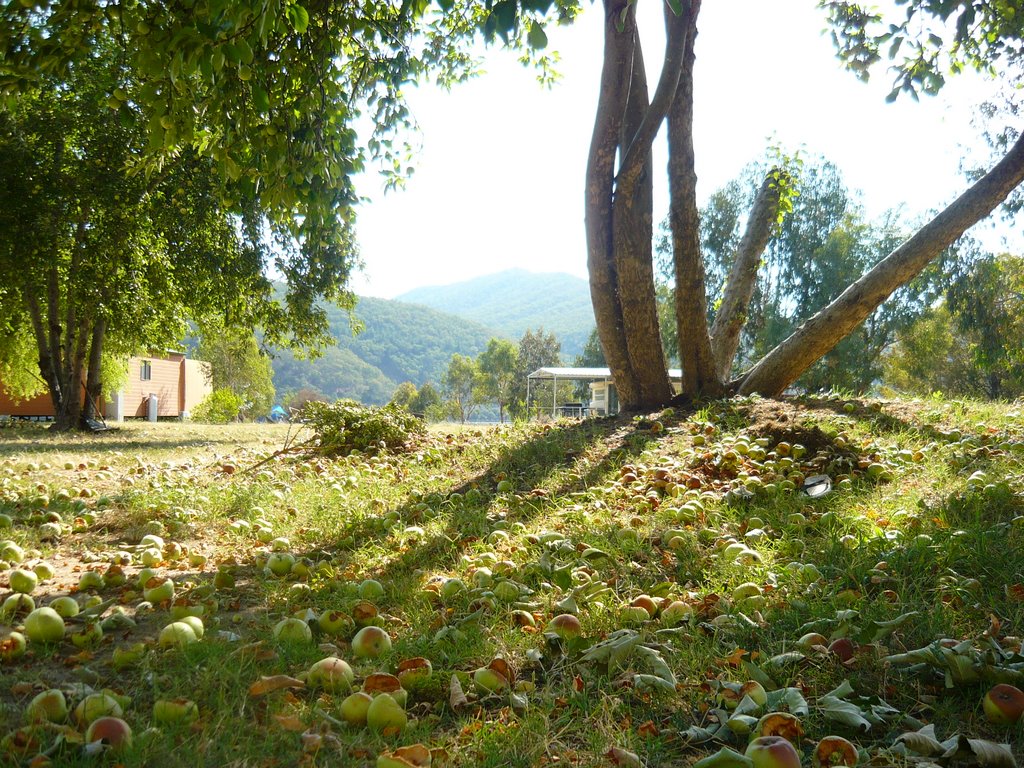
[
  {"left": 527, "top": 367, "right": 683, "bottom": 381},
  {"left": 527, "top": 367, "right": 612, "bottom": 381}
]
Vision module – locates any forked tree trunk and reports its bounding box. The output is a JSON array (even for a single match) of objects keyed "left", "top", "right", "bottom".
[{"left": 737, "top": 129, "right": 1024, "bottom": 396}]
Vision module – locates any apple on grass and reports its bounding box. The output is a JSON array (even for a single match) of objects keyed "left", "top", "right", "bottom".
[
  {"left": 339, "top": 692, "right": 373, "bottom": 726},
  {"left": 351, "top": 625, "right": 391, "bottom": 658},
  {"left": 366, "top": 693, "right": 407, "bottom": 732},
  {"left": 273, "top": 617, "right": 312, "bottom": 644},
  {"left": 746, "top": 736, "right": 802, "bottom": 768},
  {"left": 24, "top": 607, "right": 65, "bottom": 644},
  {"left": 307, "top": 657, "right": 354, "bottom": 693},
  {"left": 983, "top": 683, "right": 1024, "bottom": 725},
  {"left": 26, "top": 689, "right": 69, "bottom": 723}
]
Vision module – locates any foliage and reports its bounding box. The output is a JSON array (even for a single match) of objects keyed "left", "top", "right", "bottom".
[
  {"left": 280, "top": 386, "right": 326, "bottom": 414},
  {"left": 411, "top": 382, "right": 443, "bottom": 420},
  {"left": 389, "top": 381, "right": 420, "bottom": 410},
  {"left": 191, "top": 388, "right": 245, "bottom": 424},
  {"left": 441, "top": 354, "right": 487, "bottom": 424},
  {"left": 668, "top": 155, "right": 944, "bottom": 394},
  {"left": 299, "top": 399, "right": 425, "bottom": 456},
  {"left": 198, "top": 328, "right": 275, "bottom": 420},
  {"left": 821, "top": 0, "right": 1024, "bottom": 100},
  {"left": 509, "top": 328, "right": 562, "bottom": 419},
  {"left": 478, "top": 338, "right": 519, "bottom": 423},
  {"left": 886, "top": 252, "right": 1024, "bottom": 399}
]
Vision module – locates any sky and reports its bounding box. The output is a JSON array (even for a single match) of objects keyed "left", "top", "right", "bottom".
[{"left": 349, "top": 1, "right": 1012, "bottom": 299}]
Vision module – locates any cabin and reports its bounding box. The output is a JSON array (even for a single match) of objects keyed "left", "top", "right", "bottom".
[
  {"left": 0, "top": 353, "right": 212, "bottom": 422},
  {"left": 526, "top": 367, "right": 684, "bottom": 418}
]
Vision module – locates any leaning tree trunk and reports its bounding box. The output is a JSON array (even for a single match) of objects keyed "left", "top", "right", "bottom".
[
  {"left": 737, "top": 129, "right": 1024, "bottom": 396},
  {"left": 709, "top": 172, "right": 783, "bottom": 380}
]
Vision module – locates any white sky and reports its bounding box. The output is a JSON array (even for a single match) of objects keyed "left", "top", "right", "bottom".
[{"left": 351, "top": 1, "right": 1013, "bottom": 299}]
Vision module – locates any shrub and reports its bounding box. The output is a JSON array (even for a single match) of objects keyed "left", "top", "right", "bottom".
[
  {"left": 191, "top": 388, "right": 244, "bottom": 423},
  {"left": 298, "top": 399, "right": 424, "bottom": 456}
]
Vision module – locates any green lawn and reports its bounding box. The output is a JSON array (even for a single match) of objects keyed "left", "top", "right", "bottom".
[{"left": 1, "top": 396, "right": 1022, "bottom": 767}]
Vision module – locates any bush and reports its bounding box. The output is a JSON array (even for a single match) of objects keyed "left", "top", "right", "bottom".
[
  {"left": 298, "top": 399, "right": 425, "bottom": 456},
  {"left": 191, "top": 388, "right": 244, "bottom": 423}
]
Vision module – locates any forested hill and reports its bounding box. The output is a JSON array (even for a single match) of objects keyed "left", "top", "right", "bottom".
[
  {"left": 397, "top": 269, "right": 594, "bottom": 357},
  {"left": 271, "top": 296, "right": 497, "bottom": 405}
]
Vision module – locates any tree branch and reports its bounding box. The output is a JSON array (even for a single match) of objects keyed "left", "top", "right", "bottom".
[
  {"left": 614, "top": 2, "right": 689, "bottom": 193},
  {"left": 709, "top": 171, "right": 782, "bottom": 379},
  {"left": 737, "top": 128, "right": 1024, "bottom": 396}
]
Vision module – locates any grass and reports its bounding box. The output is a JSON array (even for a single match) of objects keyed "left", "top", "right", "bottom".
[{"left": 1, "top": 394, "right": 1023, "bottom": 767}]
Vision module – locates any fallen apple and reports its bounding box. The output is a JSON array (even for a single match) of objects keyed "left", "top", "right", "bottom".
[
  {"left": 153, "top": 698, "right": 199, "bottom": 725},
  {"left": 1, "top": 593, "right": 35, "bottom": 620},
  {"left": 746, "top": 735, "right": 802, "bottom": 768},
  {"left": 983, "top": 683, "right": 1024, "bottom": 725},
  {"left": 24, "top": 607, "right": 65, "bottom": 644},
  {"left": 159, "top": 621, "right": 199, "bottom": 648},
  {"left": 308, "top": 657, "right": 354, "bottom": 693},
  {"left": 366, "top": 692, "right": 407, "bottom": 732},
  {"left": 70, "top": 621, "right": 103, "bottom": 649},
  {"left": 179, "top": 615, "right": 204, "bottom": 639},
  {"left": 548, "top": 613, "right": 582, "bottom": 641},
  {"left": 473, "top": 666, "right": 509, "bottom": 694},
  {"left": 85, "top": 716, "right": 132, "bottom": 750},
  {"left": 1, "top": 630, "right": 26, "bottom": 661},
  {"left": 318, "top": 610, "right": 353, "bottom": 636},
  {"left": 358, "top": 579, "right": 386, "bottom": 600},
  {"left": 75, "top": 693, "right": 123, "bottom": 726},
  {"left": 9, "top": 568, "right": 38, "bottom": 594},
  {"left": 336, "top": 691, "right": 371, "bottom": 727},
  {"left": 26, "top": 689, "right": 69, "bottom": 723},
  {"left": 143, "top": 576, "right": 175, "bottom": 603},
  {"left": 351, "top": 625, "right": 391, "bottom": 658},
  {"left": 49, "top": 596, "right": 80, "bottom": 618},
  {"left": 813, "top": 735, "right": 858, "bottom": 767},
  {"left": 273, "top": 617, "right": 313, "bottom": 643}
]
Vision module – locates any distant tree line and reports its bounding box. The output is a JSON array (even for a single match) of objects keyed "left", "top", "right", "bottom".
[{"left": 389, "top": 328, "right": 564, "bottom": 423}]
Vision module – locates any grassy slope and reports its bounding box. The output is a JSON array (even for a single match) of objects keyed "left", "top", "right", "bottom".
[{"left": 0, "top": 396, "right": 1023, "bottom": 767}]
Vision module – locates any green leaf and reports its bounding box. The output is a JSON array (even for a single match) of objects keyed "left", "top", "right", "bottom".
[
  {"left": 252, "top": 85, "right": 270, "bottom": 113},
  {"left": 665, "top": 0, "right": 683, "bottom": 16},
  {"left": 288, "top": 4, "right": 310, "bottom": 34},
  {"left": 527, "top": 22, "right": 547, "bottom": 50}
]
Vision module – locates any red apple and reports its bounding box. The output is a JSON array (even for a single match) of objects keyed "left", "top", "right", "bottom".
[
  {"left": 983, "top": 683, "right": 1024, "bottom": 725},
  {"left": 351, "top": 625, "right": 391, "bottom": 658},
  {"left": 746, "top": 736, "right": 802, "bottom": 768},
  {"left": 548, "top": 614, "right": 582, "bottom": 640}
]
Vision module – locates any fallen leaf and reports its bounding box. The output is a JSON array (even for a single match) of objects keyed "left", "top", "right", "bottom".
[
  {"left": 249, "top": 675, "right": 305, "bottom": 697},
  {"left": 273, "top": 713, "right": 306, "bottom": 732},
  {"left": 449, "top": 675, "right": 468, "bottom": 709},
  {"left": 606, "top": 747, "right": 642, "bottom": 767}
]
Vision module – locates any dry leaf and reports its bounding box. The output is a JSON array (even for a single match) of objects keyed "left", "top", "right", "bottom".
[
  {"left": 449, "top": 675, "right": 468, "bottom": 709},
  {"left": 249, "top": 675, "right": 305, "bottom": 697},
  {"left": 273, "top": 713, "right": 306, "bottom": 732},
  {"left": 606, "top": 746, "right": 642, "bottom": 767}
]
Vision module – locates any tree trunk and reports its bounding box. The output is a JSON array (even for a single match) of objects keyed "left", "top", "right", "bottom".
[
  {"left": 738, "top": 129, "right": 1024, "bottom": 396},
  {"left": 710, "top": 172, "right": 782, "bottom": 380},
  {"left": 82, "top": 318, "right": 106, "bottom": 425},
  {"left": 666, "top": 0, "right": 721, "bottom": 397},
  {"left": 611, "top": 15, "right": 673, "bottom": 409},
  {"left": 585, "top": 0, "right": 640, "bottom": 407}
]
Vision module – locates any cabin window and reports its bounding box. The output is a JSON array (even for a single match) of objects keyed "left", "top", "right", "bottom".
[
  {"left": 140, "top": 361, "right": 152, "bottom": 381},
  {"left": 593, "top": 389, "right": 605, "bottom": 402}
]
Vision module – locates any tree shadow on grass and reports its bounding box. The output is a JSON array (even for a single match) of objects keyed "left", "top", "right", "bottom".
[{"left": 296, "top": 416, "right": 674, "bottom": 593}]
